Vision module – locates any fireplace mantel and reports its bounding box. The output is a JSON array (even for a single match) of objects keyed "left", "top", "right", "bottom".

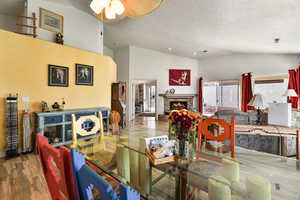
[
  {"left": 158, "top": 94, "right": 198, "bottom": 98},
  {"left": 159, "top": 93, "right": 198, "bottom": 113}
]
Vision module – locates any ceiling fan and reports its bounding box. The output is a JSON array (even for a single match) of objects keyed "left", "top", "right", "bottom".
[{"left": 90, "top": 0, "right": 165, "bottom": 23}]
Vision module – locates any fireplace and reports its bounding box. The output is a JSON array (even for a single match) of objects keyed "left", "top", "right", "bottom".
[
  {"left": 159, "top": 93, "right": 198, "bottom": 115},
  {"left": 170, "top": 101, "right": 188, "bottom": 110}
]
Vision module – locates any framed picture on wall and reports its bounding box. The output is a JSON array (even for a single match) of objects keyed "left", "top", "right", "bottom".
[
  {"left": 169, "top": 69, "right": 191, "bottom": 86},
  {"left": 48, "top": 65, "right": 69, "bottom": 87},
  {"left": 76, "top": 64, "right": 94, "bottom": 86},
  {"left": 40, "top": 8, "right": 64, "bottom": 33}
]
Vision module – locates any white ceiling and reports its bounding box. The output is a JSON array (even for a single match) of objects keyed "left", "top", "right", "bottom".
[
  {"left": 2, "top": 0, "right": 300, "bottom": 58},
  {"left": 104, "top": 0, "right": 300, "bottom": 58}
]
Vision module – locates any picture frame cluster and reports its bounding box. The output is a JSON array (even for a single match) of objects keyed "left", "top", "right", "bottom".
[{"left": 48, "top": 64, "right": 94, "bottom": 87}]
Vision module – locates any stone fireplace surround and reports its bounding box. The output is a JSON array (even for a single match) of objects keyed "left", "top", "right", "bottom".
[{"left": 159, "top": 94, "right": 198, "bottom": 114}]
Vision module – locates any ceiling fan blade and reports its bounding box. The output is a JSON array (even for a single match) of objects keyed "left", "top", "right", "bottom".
[{"left": 121, "top": 0, "right": 164, "bottom": 18}]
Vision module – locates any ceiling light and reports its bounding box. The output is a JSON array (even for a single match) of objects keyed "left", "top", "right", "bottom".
[
  {"left": 168, "top": 47, "right": 172, "bottom": 51},
  {"left": 111, "top": 0, "right": 125, "bottom": 15},
  {"left": 90, "top": 0, "right": 110, "bottom": 14},
  {"left": 92, "top": 0, "right": 164, "bottom": 23},
  {"left": 105, "top": 5, "right": 116, "bottom": 19}
]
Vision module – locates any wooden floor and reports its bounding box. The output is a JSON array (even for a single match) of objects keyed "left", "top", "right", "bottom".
[
  {"left": 0, "top": 117, "right": 163, "bottom": 200},
  {"left": 0, "top": 153, "right": 51, "bottom": 200}
]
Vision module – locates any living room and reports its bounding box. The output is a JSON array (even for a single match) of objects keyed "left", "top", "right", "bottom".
[{"left": 1, "top": 0, "right": 300, "bottom": 200}]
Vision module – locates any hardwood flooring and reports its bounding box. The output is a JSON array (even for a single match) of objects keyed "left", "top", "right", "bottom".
[{"left": 0, "top": 153, "right": 51, "bottom": 200}]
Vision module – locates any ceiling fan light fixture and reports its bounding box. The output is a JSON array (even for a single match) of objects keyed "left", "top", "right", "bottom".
[
  {"left": 90, "top": 0, "right": 110, "bottom": 14},
  {"left": 111, "top": 0, "right": 125, "bottom": 15},
  {"left": 105, "top": 5, "right": 117, "bottom": 19}
]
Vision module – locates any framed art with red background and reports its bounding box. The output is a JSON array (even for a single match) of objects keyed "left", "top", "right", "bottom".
[{"left": 169, "top": 69, "right": 191, "bottom": 86}]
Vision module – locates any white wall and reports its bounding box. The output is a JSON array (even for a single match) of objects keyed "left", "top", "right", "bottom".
[
  {"left": 0, "top": 14, "right": 17, "bottom": 32},
  {"left": 103, "top": 45, "right": 114, "bottom": 59},
  {"left": 129, "top": 46, "right": 203, "bottom": 119},
  {"left": 114, "top": 46, "right": 130, "bottom": 122},
  {"left": 199, "top": 53, "right": 299, "bottom": 81},
  {"left": 27, "top": 0, "right": 103, "bottom": 54}
]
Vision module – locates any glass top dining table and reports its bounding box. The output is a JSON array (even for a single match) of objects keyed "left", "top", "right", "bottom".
[{"left": 67, "top": 130, "right": 300, "bottom": 200}]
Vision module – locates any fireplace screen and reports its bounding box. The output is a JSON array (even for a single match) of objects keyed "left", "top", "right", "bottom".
[{"left": 169, "top": 101, "right": 188, "bottom": 111}]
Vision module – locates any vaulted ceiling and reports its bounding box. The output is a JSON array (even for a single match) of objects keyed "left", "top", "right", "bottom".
[
  {"left": 1, "top": 0, "right": 300, "bottom": 58},
  {"left": 104, "top": 0, "right": 300, "bottom": 58}
]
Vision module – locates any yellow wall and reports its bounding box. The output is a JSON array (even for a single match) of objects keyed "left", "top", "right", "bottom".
[{"left": 0, "top": 29, "right": 117, "bottom": 153}]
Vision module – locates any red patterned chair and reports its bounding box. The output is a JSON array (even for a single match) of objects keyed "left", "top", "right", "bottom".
[{"left": 36, "top": 134, "right": 70, "bottom": 200}]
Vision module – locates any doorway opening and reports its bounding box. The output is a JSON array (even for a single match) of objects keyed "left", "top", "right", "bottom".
[{"left": 133, "top": 80, "right": 157, "bottom": 119}]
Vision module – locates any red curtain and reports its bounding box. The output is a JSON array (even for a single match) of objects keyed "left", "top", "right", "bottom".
[
  {"left": 198, "top": 77, "right": 203, "bottom": 114},
  {"left": 288, "top": 67, "right": 300, "bottom": 108},
  {"left": 241, "top": 73, "right": 253, "bottom": 112}
]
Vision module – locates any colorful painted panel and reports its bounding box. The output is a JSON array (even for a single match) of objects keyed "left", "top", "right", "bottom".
[{"left": 169, "top": 69, "right": 191, "bottom": 86}]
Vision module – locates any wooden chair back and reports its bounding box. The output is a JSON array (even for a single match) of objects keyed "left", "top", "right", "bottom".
[
  {"left": 36, "top": 134, "right": 70, "bottom": 200},
  {"left": 71, "top": 149, "right": 140, "bottom": 200},
  {"left": 110, "top": 110, "right": 121, "bottom": 134},
  {"left": 198, "top": 116, "right": 235, "bottom": 158},
  {"left": 71, "top": 112, "right": 104, "bottom": 148}
]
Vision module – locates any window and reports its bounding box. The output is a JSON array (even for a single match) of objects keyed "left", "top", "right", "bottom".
[
  {"left": 203, "top": 81, "right": 240, "bottom": 114},
  {"left": 254, "top": 78, "right": 288, "bottom": 107},
  {"left": 203, "top": 77, "right": 288, "bottom": 115}
]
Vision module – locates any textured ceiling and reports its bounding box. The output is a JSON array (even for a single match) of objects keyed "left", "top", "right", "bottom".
[
  {"left": 104, "top": 0, "right": 300, "bottom": 58},
  {"left": 2, "top": 0, "right": 300, "bottom": 58}
]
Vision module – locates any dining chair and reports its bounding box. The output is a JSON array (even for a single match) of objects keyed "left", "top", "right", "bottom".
[
  {"left": 60, "top": 146, "right": 79, "bottom": 200},
  {"left": 71, "top": 112, "right": 104, "bottom": 151},
  {"left": 71, "top": 149, "right": 118, "bottom": 200},
  {"left": 110, "top": 110, "right": 121, "bottom": 134},
  {"left": 36, "top": 134, "right": 70, "bottom": 200},
  {"left": 71, "top": 149, "right": 140, "bottom": 200},
  {"left": 198, "top": 116, "right": 236, "bottom": 158}
]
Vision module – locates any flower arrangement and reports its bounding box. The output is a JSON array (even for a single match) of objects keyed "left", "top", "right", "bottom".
[
  {"left": 169, "top": 109, "right": 201, "bottom": 140},
  {"left": 168, "top": 109, "right": 201, "bottom": 159}
]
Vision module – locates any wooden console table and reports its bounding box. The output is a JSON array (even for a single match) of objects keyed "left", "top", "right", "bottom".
[{"left": 235, "top": 124, "right": 300, "bottom": 159}]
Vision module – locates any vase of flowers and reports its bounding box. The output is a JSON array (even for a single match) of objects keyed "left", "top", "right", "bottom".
[{"left": 169, "top": 109, "right": 201, "bottom": 159}]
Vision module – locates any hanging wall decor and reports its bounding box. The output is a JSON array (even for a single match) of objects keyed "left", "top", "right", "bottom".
[
  {"left": 75, "top": 64, "right": 94, "bottom": 86},
  {"left": 40, "top": 8, "right": 64, "bottom": 33},
  {"left": 169, "top": 69, "right": 191, "bottom": 86},
  {"left": 48, "top": 65, "right": 69, "bottom": 87}
]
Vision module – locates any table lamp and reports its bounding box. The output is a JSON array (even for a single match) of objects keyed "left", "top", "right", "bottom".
[
  {"left": 283, "top": 89, "right": 298, "bottom": 103},
  {"left": 248, "top": 94, "right": 265, "bottom": 125}
]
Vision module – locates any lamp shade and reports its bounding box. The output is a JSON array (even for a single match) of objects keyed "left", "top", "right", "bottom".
[
  {"left": 105, "top": 5, "right": 117, "bottom": 19},
  {"left": 248, "top": 93, "right": 265, "bottom": 109},
  {"left": 90, "top": 0, "right": 110, "bottom": 14},
  {"left": 283, "top": 89, "right": 298, "bottom": 97},
  {"left": 111, "top": 0, "right": 125, "bottom": 15}
]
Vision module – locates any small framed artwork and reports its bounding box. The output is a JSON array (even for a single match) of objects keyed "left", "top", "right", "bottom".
[
  {"left": 40, "top": 8, "right": 64, "bottom": 33},
  {"left": 169, "top": 69, "right": 191, "bottom": 86},
  {"left": 76, "top": 64, "right": 94, "bottom": 86},
  {"left": 48, "top": 65, "right": 69, "bottom": 87}
]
